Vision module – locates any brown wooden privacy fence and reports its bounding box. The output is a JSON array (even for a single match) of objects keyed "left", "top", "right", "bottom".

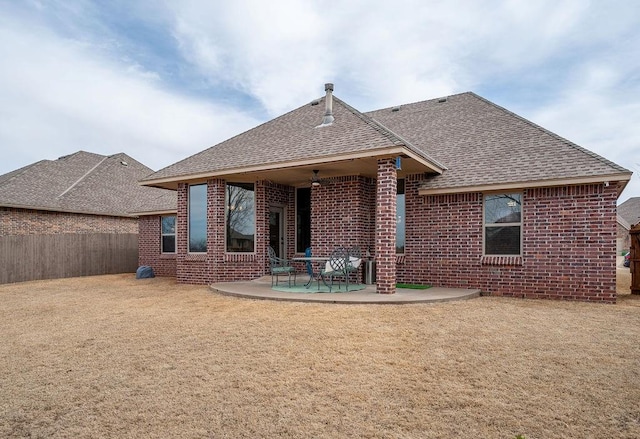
[
  {"left": 631, "top": 224, "right": 640, "bottom": 295},
  {"left": 0, "top": 233, "right": 138, "bottom": 284}
]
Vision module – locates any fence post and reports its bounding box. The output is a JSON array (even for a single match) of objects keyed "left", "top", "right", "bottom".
[{"left": 631, "top": 223, "right": 640, "bottom": 295}]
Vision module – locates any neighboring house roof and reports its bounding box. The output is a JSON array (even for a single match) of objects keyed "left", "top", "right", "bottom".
[
  {"left": 0, "top": 151, "right": 176, "bottom": 217},
  {"left": 140, "top": 89, "right": 631, "bottom": 194},
  {"left": 618, "top": 214, "right": 631, "bottom": 231},
  {"left": 618, "top": 197, "right": 640, "bottom": 226}
]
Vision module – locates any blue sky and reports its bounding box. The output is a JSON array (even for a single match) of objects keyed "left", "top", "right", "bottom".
[{"left": 1, "top": 0, "right": 639, "bottom": 203}]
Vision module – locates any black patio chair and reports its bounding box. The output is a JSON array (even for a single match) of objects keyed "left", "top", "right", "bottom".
[
  {"left": 268, "top": 246, "right": 296, "bottom": 287},
  {"left": 319, "top": 247, "right": 349, "bottom": 292}
]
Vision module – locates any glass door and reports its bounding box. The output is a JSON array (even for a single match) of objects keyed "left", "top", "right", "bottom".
[{"left": 269, "top": 206, "right": 285, "bottom": 257}]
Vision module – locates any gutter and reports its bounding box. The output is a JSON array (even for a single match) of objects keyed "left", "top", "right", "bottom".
[
  {"left": 0, "top": 203, "right": 138, "bottom": 218},
  {"left": 418, "top": 173, "right": 632, "bottom": 196}
]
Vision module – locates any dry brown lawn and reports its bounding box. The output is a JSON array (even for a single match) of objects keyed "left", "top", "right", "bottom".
[{"left": 1, "top": 270, "right": 639, "bottom": 438}]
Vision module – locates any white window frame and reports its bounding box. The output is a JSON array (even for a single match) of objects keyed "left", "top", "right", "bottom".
[
  {"left": 160, "top": 215, "right": 176, "bottom": 254},
  {"left": 225, "top": 182, "right": 256, "bottom": 253},
  {"left": 396, "top": 178, "right": 405, "bottom": 255},
  {"left": 483, "top": 192, "right": 523, "bottom": 256},
  {"left": 188, "top": 184, "right": 208, "bottom": 254}
]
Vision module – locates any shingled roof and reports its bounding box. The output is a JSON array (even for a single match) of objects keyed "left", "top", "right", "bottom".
[
  {"left": 141, "top": 94, "right": 445, "bottom": 187},
  {"left": 618, "top": 197, "right": 640, "bottom": 226},
  {"left": 0, "top": 151, "right": 176, "bottom": 217},
  {"left": 368, "top": 92, "right": 631, "bottom": 193},
  {"left": 141, "top": 89, "right": 631, "bottom": 194}
]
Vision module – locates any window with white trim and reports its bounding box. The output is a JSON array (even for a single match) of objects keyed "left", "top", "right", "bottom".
[
  {"left": 189, "top": 184, "right": 207, "bottom": 253},
  {"left": 484, "top": 193, "right": 522, "bottom": 255},
  {"left": 161, "top": 215, "right": 176, "bottom": 253},
  {"left": 396, "top": 179, "right": 405, "bottom": 254},
  {"left": 226, "top": 182, "right": 255, "bottom": 252}
]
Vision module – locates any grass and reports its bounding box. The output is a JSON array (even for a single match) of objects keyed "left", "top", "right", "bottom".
[
  {"left": 0, "top": 271, "right": 638, "bottom": 438},
  {"left": 396, "top": 283, "right": 431, "bottom": 289}
]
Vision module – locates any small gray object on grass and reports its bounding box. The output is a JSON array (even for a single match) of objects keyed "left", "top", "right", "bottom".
[{"left": 136, "top": 266, "right": 155, "bottom": 279}]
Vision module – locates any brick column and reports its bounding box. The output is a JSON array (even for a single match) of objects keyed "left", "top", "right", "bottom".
[
  {"left": 376, "top": 158, "right": 397, "bottom": 294},
  {"left": 255, "top": 180, "right": 269, "bottom": 273},
  {"left": 175, "top": 183, "right": 188, "bottom": 282},
  {"left": 207, "top": 178, "right": 226, "bottom": 282}
]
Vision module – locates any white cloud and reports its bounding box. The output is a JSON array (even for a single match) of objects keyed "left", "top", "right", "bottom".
[
  {"left": 519, "top": 19, "right": 640, "bottom": 204},
  {"left": 0, "top": 11, "right": 260, "bottom": 175},
  {"left": 165, "top": 0, "right": 639, "bottom": 111},
  {"left": 169, "top": 0, "right": 330, "bottom": 114},
  {"left": 0, "top": 0, "right": 638, "bottom": 202},
  {"left": 526, "top": 65, "right": 640, "bottom": 203}
]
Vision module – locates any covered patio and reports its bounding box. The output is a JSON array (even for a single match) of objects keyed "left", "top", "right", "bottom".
[
  {"left": 210, "top": 276, "right": 480, "bottom": 304},
  {"left": 141, "top": 84, "right": 446, "bottom": 294}
]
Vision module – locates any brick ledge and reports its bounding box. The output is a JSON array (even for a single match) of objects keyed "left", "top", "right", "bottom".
[
  {"left": 225, "top": 253, "right": 256, "bottom": 262},
  {"left": 184, "top": 253, "right": 207, "bottom": 262},
  {"left": 481, "top": 256, "right": 523, "bottom": 266}
]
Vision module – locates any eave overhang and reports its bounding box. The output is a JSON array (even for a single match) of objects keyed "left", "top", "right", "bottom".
[
  {"left": 0, "top": 203, "right": 138, "bottom": 218},
  {"left": 140, "top": 145, "right": 446, "bottom": 190},
  {"left": 130, "top": 209, "right": 177, "bottom": 217},
  {"left": 418, "top": 172, "right": 632, "bottom": 197}
]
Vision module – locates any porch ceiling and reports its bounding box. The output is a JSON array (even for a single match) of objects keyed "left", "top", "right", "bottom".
[
  {"left": 228, "top": 155, "right": 433, "bottom": 187},
  {"left": 145, "top": 148, "right": 442, "bottom": 189}
]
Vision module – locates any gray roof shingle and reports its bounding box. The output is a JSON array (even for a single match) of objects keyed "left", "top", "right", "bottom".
[
  {"left": 0, "top": 151, "right": 176, "bottom": 216},
  {"left": 141, "top": 90, "right": 630, "bottom": 192},
  {"left": 367, "top": 92, "right": 630, "bottom": 191},
  {"left": 618, "top": 197, "right": 640, "bottom": 226},
  {"left": 142, "top": 95, "right": 444, "bottom": 183}
]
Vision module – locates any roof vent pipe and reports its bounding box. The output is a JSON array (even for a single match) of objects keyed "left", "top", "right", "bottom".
[{"left": 317, "top": 83, "right": 334, "bottom": 127}]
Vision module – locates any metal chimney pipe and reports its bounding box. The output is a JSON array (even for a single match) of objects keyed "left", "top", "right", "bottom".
[{"left": 319, "top": 83, "right": 334, "bottom": 126}]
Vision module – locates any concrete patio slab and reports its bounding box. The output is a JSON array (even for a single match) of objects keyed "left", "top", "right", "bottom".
[{"left": 210, "top": 277, "right": 481, "bottom": 304}]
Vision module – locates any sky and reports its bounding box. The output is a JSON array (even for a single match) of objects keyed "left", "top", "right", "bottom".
[{"left": 0, "top": 0, "right": 639, "bottom": 203}]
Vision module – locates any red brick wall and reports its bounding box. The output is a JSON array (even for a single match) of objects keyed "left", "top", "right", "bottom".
[
  {"left": 310, "top": 175, "right": 376, "bottom": 257},
  {"left": 168, "top": 180, "right": 291, "bottom": 285},
  {"left": 176, "top": 181, "right": 214, "bottom": 285},
  {"left": 139, "top": 175, "right": 618, "bottom": 302},
  {"left": 138, "top": 215, "right": 176, "bottom": 277},
  {"left": 264, "top": 181, "right": 296, "bottom": 260},
  {"left": 1, "top": 207, "right": 137, "bottom": 235},
  {"left": 398, "top": 182, "right": 618, "bottom": 303},
  {"left": 200, "top": 181, "right": 296, "bottom": 282},
  {"left": 211, "top": 180, "right": 265, "bottom": 283},
  {"left": 168, "top": 176, "right": 377, "bottom": 285}
]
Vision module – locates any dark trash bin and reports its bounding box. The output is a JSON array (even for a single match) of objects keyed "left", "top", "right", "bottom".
[{"left": 136, "top": 266, "right": 155, "bottom": 279}]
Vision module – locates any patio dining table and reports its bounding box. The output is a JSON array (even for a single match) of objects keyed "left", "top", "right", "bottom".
[
  {"left": 292, "top": 255, "right": 363, "bottom": 290},
  {"left": 291, "top": 256, "right": 329, "bottom": 288}
]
